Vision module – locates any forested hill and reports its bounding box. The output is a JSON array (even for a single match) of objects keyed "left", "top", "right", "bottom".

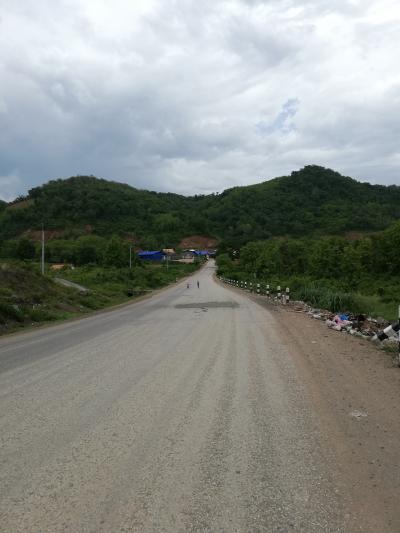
[
  {"left": 1, "top": 166, "right": 400, "bottom": 247},
  {"left": 204, "top": 166, "right": 400, "bottom": 245},
  {"left": 1, "top": 177, "right": 196, "bottom": 248}
]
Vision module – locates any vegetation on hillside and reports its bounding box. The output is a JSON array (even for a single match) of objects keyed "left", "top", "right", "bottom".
[
  {"left": 0, "top": 176, "right": 206, "bottom": 248},
  {"left": 1, "top": 164, "right": 399, "bottom": 327},
  {"left": 216, "top": 221, "right": 400, "bottom": 321},
  {"left": 1, "top": 166, "right": 400, "bottom": 252},
  {"left": 208, "top": 166, "right": 400, "bottom": 246},
  {"left": 0, "top": 261, "right": 200, "bottom": 334}
]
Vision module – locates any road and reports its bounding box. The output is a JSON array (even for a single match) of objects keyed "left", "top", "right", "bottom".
[{"left": 1, "top": 261, "right": 399, "bottom": 532}]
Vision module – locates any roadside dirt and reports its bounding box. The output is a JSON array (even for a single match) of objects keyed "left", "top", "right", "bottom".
[{"left": 253, "top": 294, "right": 400, "bottom": 532}]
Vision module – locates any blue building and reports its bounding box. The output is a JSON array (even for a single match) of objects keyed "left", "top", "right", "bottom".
[{"left": 138, "top": 251, "right": 166, "bottom": 261}]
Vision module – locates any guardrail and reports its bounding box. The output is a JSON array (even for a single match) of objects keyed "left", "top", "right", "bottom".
[{"left": 219, "top": 276, "right": 290, "bottom": 305}]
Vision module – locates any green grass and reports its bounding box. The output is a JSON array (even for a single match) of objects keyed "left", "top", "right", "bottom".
[
  {"left": 0, "top": 260, "right": 201, "bottom": 334},
  {"left": 217, "top": 264, "right": 399, "bottom": 321},
  {"left": 294, "top": 284, "right": 398, "bottom": 320},
  {"left": 58, "top": 262, "right": 200, "bottom": 298}
]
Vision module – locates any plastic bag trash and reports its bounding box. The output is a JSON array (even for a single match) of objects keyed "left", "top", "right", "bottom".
[{"left": 333, "top": 315, "right": 352, "bottom": 327}]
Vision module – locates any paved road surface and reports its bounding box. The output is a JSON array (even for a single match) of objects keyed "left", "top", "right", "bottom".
[{"left": 0, "top": 261, "right": 398, "bottom": 532}]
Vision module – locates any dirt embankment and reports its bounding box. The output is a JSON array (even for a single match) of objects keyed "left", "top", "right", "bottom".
[{"left": 178, "top": 235, "right": 218, "bottom": 249}]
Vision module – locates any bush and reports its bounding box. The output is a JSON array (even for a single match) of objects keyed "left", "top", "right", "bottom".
[
  {"left": 0, "top": 302, "right": 24, "bottom": 323},
  {"left": 28, "top": 308, "right": 58, "bottom": 322},
  {"left": 16, "top": 238, "right": 36, "bottom": 260}
]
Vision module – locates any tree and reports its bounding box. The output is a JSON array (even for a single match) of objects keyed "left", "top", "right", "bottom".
[
  {"left": 16, "top": 238, "right": 36, "bottom": 260},
  {"left": 74, "top": 236, "right": 104, "bottom": 265},
  {"left": 103, "top": 237, "right": 128, "bottom": 268}
]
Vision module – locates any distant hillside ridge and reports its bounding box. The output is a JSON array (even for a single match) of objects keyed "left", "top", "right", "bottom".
[
  {"left": 1, "top": 166, "right": 399, "bottom": 248},
  {"left": 204, "top": 166, "right": 400, "bottom": 245}
]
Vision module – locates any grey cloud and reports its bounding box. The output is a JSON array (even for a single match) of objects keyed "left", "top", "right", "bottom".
[
  {"left": 0, "top": 0, "right": 399, "bottom": 201},
  {"left": 225, "top": 17, "right": 298, "bottom": 69}
]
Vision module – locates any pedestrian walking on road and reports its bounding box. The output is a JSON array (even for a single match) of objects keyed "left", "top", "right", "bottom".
[{"left": 197, "top": 281, "right": 200, "bottom": 288}]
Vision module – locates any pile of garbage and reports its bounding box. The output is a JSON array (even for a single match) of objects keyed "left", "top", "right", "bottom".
[
  {"left": 292, "top": 301, "right": 398, "bottom": 347},
  {"left": 325, "top": 313, "right": 381, "bottom": 339}
]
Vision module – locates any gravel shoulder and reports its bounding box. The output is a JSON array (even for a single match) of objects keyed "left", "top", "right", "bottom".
[{"left": 229, "top": 285, "right": 400, "bottom": 532}]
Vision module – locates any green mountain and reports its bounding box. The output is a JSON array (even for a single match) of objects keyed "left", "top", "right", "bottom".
[
  {"left": 204, "top": 166, "right": 400, "bottom": 245},
  {"left": 1, "top": 166, "right": 399, "bottom": 248}
]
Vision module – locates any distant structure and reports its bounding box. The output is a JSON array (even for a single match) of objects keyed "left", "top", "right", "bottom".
[
  {"left": 137, "top": 251, "right": 166, "bottom": 261},
  {"left": 137, "top": 249, "right": 216, "bottom": 263}
]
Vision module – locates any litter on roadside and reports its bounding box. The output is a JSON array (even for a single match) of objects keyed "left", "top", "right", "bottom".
[{"left": 293, "top": 301, "right": 396, "bottom": 343}]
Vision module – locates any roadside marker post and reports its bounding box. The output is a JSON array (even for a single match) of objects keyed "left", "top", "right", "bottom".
[
  {"left": 285, "top": 287, "right": 290, "bottom": 304},
  {"left": 373, "top": 317, "right": 400, "bottom": 363},
  {"left": 277, "top": 285, "right": 281, "bottom": 300},
  {"left": 266, "top": 284, "right": 270, "bottom": 297},
  {"left": 257, "top": 283, "right": 260, "bottom": 294}
]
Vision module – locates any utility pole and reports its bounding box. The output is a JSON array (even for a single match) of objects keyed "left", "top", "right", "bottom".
[
  {"left": 129, "top": 245, "right": 132, "bottom": 269},
  {"left": 41, "top": 224, "right": 45, "bottom": 275}
]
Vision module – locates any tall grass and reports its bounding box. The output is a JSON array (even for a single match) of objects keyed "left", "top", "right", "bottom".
[
  {"left": 216, "top": 259, "right": 398, "bottom": 320},
  {"left": 295, "top": 285, "right": 363, "bottom": 313},
  {"left": 292, "top": 284, "right": 397, "bottom": 320}
]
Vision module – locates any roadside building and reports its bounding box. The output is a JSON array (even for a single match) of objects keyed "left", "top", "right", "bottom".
[
  {"left": 196, "top": 250, "right": 210, "bottom": 259},
  {"left": 50, "top": 263, "right": 75, "bottom": 271},
  {"left": 138, "top": 251, "right": 166, "bottom": 261}
]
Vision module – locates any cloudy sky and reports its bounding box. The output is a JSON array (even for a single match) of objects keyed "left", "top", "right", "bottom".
[{"left": 0, "top": 0, "right": 399, "bottom": 201}]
